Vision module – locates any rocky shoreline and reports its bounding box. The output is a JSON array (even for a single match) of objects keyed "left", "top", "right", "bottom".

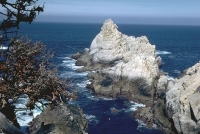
[
  {"left": 28, "top": 104, "right": 88, "bottom": 134},
  {"left": 1, "top": 19, "right": 200, "bottom": 134},
  {"left": 72, "top": 19, "right": 200, "bottom": 134},
  {"left": 0, "top": 102, "right": 88, "bottom": 134}
]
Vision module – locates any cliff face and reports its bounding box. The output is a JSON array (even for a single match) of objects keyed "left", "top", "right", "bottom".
[
  {"left": 89, "top": 19, "right": 158, "bottom": 85},
  {"left": 74, "top": 19, "right": 160, "bottom": 105},
  {"left": 166, "top": 62, "right": 200, "bottom": 134}
]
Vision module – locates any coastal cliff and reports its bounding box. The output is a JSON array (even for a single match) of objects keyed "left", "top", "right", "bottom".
[{"left": 166, "top": 62, "right": 200, "bottom": 133}]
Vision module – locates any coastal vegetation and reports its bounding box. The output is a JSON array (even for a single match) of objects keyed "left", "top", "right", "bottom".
[
  {"left": 0, "top": 0, "right": 74, "bottom": 110},
  {"left": 0, "top": 1, "right": 83, "bottom": 133}
]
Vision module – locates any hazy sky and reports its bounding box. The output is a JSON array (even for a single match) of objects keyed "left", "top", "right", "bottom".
[{"left": 12, "top": 0, "right": 200, "bottom": 25}]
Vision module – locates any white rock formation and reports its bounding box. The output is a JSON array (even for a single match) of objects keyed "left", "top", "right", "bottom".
[
  {"left": 89, "top": 19, "right": 159, "bottom": 84},
  {"left": 166, "top": 62, "right": 200, "bottom": 133}
]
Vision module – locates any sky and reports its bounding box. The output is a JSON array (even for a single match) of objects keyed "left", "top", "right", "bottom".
[{"left": 2, "top": 0, "right": 200, "bottom": 25}]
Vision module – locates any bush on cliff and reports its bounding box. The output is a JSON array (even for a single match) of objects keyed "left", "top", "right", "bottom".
[
  {"left": 0, "top": 0, "right": 74, "bottom": 116},
  {"left": 0, "top": 37, "right": 74, "bottom": 109}
]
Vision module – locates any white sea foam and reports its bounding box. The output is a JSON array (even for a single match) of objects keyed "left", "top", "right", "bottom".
[
  {"left": 84, "top": 114, "right": 98, "bottom": 124},
  {"left": 77, "top": 82, "right": 87, "bottom": 88},
  {"left": 0, "top": 46, "right": 8, "bottom": 50},
  {"left": 61, "top": 57, "right": 83, "bottom": 70},
  {"left": 60, "top": 71, "right": 88, "bottom": 78},
  {"left": 87, "top": 95, "right": 114, "bottom": 101},
  {"left": 173, "top": 70, "right": 181, "bottom": 74},
  {"left": 126, "top": 101, "right": 145, "bottom": 112},
  {"left": 136, "top": 119, "right": 157, "bottom": 131},
  {"left": 57, "top": 56, "right": 72, "bottom": 60},
  {"left": 99, "top": 97, "right": 114, "bottom": 101},
  {"left": 152, "top": 124, "right": 158, "bottom": 129},
  {"left": 87, "top": 80, "right": 91, "bottom": 85},
  {"left": 167, "top": 75, "right": 174, "bottom": 81},
  {"left": 156, "top": 50, "right": 171, "bottom": 55},
  {"left": 12, "top": 96, "right": 49, "bottom": 132},
  {"left": 87, "top": 96, "right": 99, "bottom": 101},
  {"left": 77, "top": 80, "right": 91, "bottom": 88},
  {"left": 168, "top": 55, "right": 174, "bottom": 59},
  {"left": 136, "top": 119, "right": 147, "bottom": 127}
]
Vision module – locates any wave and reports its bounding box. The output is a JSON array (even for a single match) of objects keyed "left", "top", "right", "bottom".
[
  {"left": 57, "top": 56, "right": 72, "bottom": 60},
  {"left": 77, "top": 80, "right": 91, "bottom": 88},
  {"left": 0, "top": 46, "right": 8, "bottom": 50},
  {"left": 87, "top": 95, "right": 99, "bottom": 101},
  {"left": 125, "top": 101, "right": 145, "bottom": 112},
  {"left": 87, "top": 95, "right": 115, "bottom": 101},
  {"left": 173, "top": 70, "right": 181, "bottom": 74},
  {"left": 60, "top": 71, "right": 88, "bottom": 78},
  {"left": 167, "top": 75, "right": 174, "bottom": 81},
  {"left": 60, "top": 57, "right": 83, "bottom": 70},
  {"left": 99, "top": 97, "right": 114, "bottom": 101},
  {"left": 13, "top": 97, "right": 48, "bottom": 132},
  {"left": 136, "top": 119, "right": 158, "bottom": 131},
  {"left": 84, "top": 114, "right": 99, "bottom": 124},
  {"left": 156, "top": 50, "right": 171, "bottom": 55},
  {"left": 136, "top": 119, "right": 147, "bottom": 129}
]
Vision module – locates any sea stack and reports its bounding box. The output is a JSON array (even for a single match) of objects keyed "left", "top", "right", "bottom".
[
  {"left": 72, "top": 19, "right": 200, "bottom": 133},
  {"left": 72, "top": 19, "right": 182, "bottom": 133},
  {"left": 73, "top": 19, "right": 160, "bottom": 104}
]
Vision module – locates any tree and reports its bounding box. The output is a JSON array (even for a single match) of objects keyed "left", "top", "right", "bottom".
[
  {"left": 0, "top": 37, "right": 75, "bottom": 109},
  {"left": 0, "top": 0, "right": 74, "bottom": 110},
  {"left": 0, "top": 0, "right": 44, "bottom": 44}
]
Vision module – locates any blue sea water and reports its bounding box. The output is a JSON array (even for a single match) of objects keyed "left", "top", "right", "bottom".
[{"left": 15, "top": 22, "right": 200, "bottom": 134}]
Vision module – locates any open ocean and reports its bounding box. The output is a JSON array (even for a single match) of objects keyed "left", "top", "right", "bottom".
[{"left": 13, "top": 22, "right": 200, "bottom": 133}]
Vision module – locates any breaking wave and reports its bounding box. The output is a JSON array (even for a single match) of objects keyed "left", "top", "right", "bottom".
[
  {"left": 156, "top": 50, "right": 171, "bottom": 55},
  {"left": 84, "top": 114, "right": 99, "bottom": 124},
  {"left": 0, "top": 46, "right": 8, "bottom": 50}
]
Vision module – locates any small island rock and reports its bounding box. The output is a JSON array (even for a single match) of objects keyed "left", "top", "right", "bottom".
[{"left": 73, "top": 19, "right": 160, "bottom": 104}]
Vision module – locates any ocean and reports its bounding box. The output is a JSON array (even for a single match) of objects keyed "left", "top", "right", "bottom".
[{"left": 11, "top": 22, "right": 200, "bottom": 133}]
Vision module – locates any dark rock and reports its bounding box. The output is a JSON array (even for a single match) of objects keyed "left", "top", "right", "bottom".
[
  {"left": 0, "top": 112, "right": 24, "bottom": 134},
  {"left": 75, "top": 60, "right": 87, "bottom": 66},
  {"left": 31, "top": 122, "right": 55, "bottom": 134},
  {"left": 29, "top": 104, "right": 88, "bottom": 134},
  {"left": 0, "top": 102, "right": 20, "bottom": 129},
  {"left": 71, "top": 51, "right": 84, "bottom": 60}
]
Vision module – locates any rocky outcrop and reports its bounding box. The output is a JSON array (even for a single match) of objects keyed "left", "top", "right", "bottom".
[
  {"left": 73, "top": 19, "right": 174, "bottom": 132},
  {"left": 29, "top": 104, "right": 88, "bottom": 134},
  {"left": 74, "top": 19, "right": 160, "bottom": 104},
  {"left": 0, "top": 112, "right": 24, "bottom": 134},
  {"left": 166, "top": 62, "right": 200, "bottom": 133},
  {"left": 72, "top": 19, "right": 200, "bottom": 134}
]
